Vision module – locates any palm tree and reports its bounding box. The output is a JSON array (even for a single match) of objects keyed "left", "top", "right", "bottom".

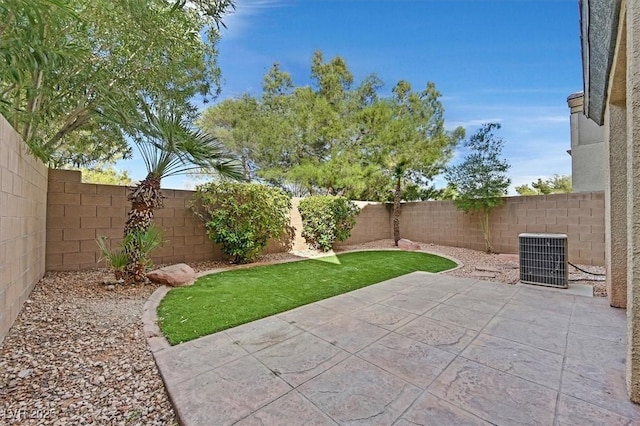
[{"left": 123, "top": 102, "right": 243, "bottom": 282}]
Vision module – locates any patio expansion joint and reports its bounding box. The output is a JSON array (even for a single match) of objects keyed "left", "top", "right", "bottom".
[
  {"left": 473, "top": 283, "right": 571, "bottom": 361},
  {"left": 346, "top": 281, "right": 521, "bottom": 422}
]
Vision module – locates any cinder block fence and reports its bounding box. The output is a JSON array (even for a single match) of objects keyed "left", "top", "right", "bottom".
[
  {"left": 0, "top": 116, "right": 48, "bottom": 341},
  {"left": 399, "top": 192, "right": 605, "bottom": 266},
  {"left": 45, "top": 168, "right": 605, "bottom": 271},
  {"left": 46, "top": 169, "right": 223, "bottom": 271}
]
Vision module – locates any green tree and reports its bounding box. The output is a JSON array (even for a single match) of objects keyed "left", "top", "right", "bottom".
[
  {"left": 515, "top": 174, "right": 572, "bottom": 195},
  {"left": 198, "top": 52, "right": 461, "bottom": 210},
  {"left": 360, "top": 81, "right": 464, "bottom": 245},
  {"left": 445, "top": 123, "right": 511, "bottom": 253},
  {"left": 1, "top": 0, "right": 234, "bottom": 167},
  {"left": 197, "top": 94, "right": 261, "bottom": 179},
  {"left": 77, "top": 166, "right": 132, "bottom": 185},
  {"left": 122, "top": 102, "right": 243, "bottom": 282},
  {"left": 514, "top": 183, "right": 538, "bottom": 196},
  {"left": 549, "top": 174, "right": 572, "bottom": 193},
  {"left": 198, "top": 52, "right": 381, "bottom": 198},
  {"left": 259, "top": 52, "right": 365, "bottom": 196}
]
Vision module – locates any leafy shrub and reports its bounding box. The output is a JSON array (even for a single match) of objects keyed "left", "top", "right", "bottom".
[
  {"left": 96, "top": 237, "right": 128, "bottom": 280},
  {"left": 298, "top": 196, "right": 360, "bottom": 252},
  {"left": 191, "top": 182, "right": 292, "bottom": 264},
  {"left": 97, "top": 224, "right": 165, "bottom": 281}
]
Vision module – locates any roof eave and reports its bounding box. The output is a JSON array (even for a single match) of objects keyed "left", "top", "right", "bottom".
[{"left": 580, "top": 0, "right": 623, "bottom": 125}]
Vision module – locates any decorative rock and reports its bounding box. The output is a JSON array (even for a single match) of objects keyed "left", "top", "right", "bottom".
[
  {"left": 470, "top": 271, "right": 497, "bottom": 278},
  {"left": 147, "top": 264, "right": 196, "bottom": 287},
  {"left": 475, "top": 265, "right": 501, "bottom": 273},
  {"left": 398, "top": 239, "right": 421, "bottom": 251},
  {"left": 18, "top": 369, "right": 33, "bottom": 378}
]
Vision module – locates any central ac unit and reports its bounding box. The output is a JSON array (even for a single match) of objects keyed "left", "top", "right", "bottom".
[{"left": 519, "top": 233, "right": 568, "bottom": 288}]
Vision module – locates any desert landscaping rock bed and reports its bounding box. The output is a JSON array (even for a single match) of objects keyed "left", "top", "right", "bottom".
[
  {"left": 0, "top": 270, "right": 177, "bottom": 425},
  {"left": 0, "top": 239, "right": 605, "bottom": 425}
]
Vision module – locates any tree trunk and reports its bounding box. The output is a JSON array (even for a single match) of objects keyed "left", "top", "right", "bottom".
[
  {"left": 393, "top": 175, "right": 401, "bottom": 246},
  {"left": 479, "top": 210, "right": 493, "bottom": 253},
  {"left": 124, "top": 175, "right": 162, "bottom": 283}
]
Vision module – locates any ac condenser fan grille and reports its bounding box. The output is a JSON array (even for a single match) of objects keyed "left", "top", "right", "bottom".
[{"left": 519, "top": 233, "right": 568, "bottom": 288}]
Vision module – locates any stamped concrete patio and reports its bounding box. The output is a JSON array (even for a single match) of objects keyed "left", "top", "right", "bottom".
[{"left": 151, "top": 273, "right": 638, "bottom": 425}]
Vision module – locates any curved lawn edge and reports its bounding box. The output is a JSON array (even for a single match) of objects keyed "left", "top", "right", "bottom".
[
  {"left": 193, "top": 247, "right": 465, "bottom": 278},
  {"left": 156, "top": 249, "right": 460, "bottom": 346}
]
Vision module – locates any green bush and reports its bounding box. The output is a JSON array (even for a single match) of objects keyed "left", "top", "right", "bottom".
[
  {"left": 298, "top": 196, "right": 360, "bottom": 252},
  {"left": 191, "top": 182, "right": 292, "bottom": 264}
]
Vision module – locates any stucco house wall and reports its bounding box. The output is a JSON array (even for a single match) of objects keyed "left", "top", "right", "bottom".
[
  {"left": 567, "top": 92, "right": 606, "bottom": 192},
  {"left": 580, "top": 0, "right": 640, "bottom": 402}
]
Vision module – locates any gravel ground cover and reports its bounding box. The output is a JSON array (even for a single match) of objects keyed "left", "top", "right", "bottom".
[
  {"left": 0, "top": 271, "right": 177, "bottom": 425},
  {"left": 0, "top": 239, "right": 606, "bottom": 425}
]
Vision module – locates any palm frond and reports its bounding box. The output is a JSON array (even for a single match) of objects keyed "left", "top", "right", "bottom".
[
  {"left": 126, "top": 99, "right": 244, "bottom": 181},
  {"left": 96, "top": 235, "right": 128, "bottom": 272}
]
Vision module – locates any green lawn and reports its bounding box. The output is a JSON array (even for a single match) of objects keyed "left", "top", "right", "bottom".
[{"left": 157, "top": 250, "right": 457, "bottom": 344}]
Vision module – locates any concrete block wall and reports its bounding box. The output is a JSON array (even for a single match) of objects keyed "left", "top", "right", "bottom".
[
  {"left": 45, "top": 168, "right": 606, "bottom": 269},
  {"left": 335, "top": 201, "right": 392, "bottom": 246},
  {"left": 399, "top": 192, "right": 605, "bottom": 266},
  {"left": 0, "top": 115, "right": 48, "bottom": 343},
  {"left": 290, "top": 199, "right": 392, "bottom": 251},
  {"left": 46, "top": 169, "right": 222, "bottom": 270}
]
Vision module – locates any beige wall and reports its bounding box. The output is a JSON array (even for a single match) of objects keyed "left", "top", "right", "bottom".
[
  {"left": 293, "top": 195, "right": 603, "bottom": 265},
  {"left": 289, "top": 198, "right": 307, "bottom": 251},
  {"left": 399, "top": 192, "right": 605, "bottom": 266},
  {"left": 45, "top": 172, "right": 606, "bottom": 270},
  {"left": 46, "top": 169, "right": 222, "bottom": 270},
  {"left": 598, "top": 0, "right": 640, "bottom": 403},
  {"left": 0, "top": 115, "right": 48, "bottom": 344},
  {"left": 621, "top": 0, "right": 640, "bottom": 402},
  {"left": 46, "top": 170, "right": 294, "bottom": 270},
  {"left": 335, "top": 201, "right": 392, "bottom": 247}
]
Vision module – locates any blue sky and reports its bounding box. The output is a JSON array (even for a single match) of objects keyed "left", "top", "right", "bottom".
[{"left": 120, "top": 0, "right": 582, "bottom": 193}]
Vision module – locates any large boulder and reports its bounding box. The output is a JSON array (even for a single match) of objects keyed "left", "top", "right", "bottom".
[
  {"left": 398, "top": 239, "right": 421, "bottom": 251},
  {"left": 147, "top": 263, "right": 196, "bottom": 287}
]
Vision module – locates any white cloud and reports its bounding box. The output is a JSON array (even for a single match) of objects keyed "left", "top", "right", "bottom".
[
  {"left": 447, "top": 118, "right": 503, "bottom": 129},
  {"left": 220, "top": 0, "right": 287, "bottom": 39},
  {"left": 507, "top": 142, "right": 572, "bottom": 194},
  {"left": 445, "top": 102, "right": 569, "bottom": 141},
  {"left": 528, "top": 115, "right": 568, "bottom": 124},
  {"left": 477, "top": 88, "right": 575, "bottom": 95}
]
